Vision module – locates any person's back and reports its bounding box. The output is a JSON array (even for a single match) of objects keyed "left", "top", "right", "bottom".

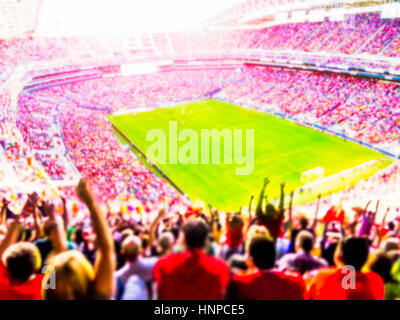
[
  {"left": 230, "top": 237, "right": 305, "bottom": 300},
  {"left": 0, "top": 269, "right": 44, "bottom": 300},
  {"left": 115, "top": 235, "right": 157, "bottom": 287},
  {"left": 120, "top": 275, "right": 148, "bottom": 300},
  {"left": 307, "top": 266, "right": 384, "bottom": 300},
  {"left": 153, "top": 219, "right": 230, "bottom": 300},
  {"left": 0, "top": 242, "right": 43, "bottom": 300},
  {"left": 307, "top": 236, "right": 385, "bottom": 300},
  {"left": 154, "top": 248, "right": 229, "bottom": 299},
  {"left": 278, "top": 230, "right": 327, "bottom": 275},
  {"left": 279, "top": 251, "right": 327, "bottom": 276},
  {"left": 232, "top": 269, "right": 305, "bottom": 300}
]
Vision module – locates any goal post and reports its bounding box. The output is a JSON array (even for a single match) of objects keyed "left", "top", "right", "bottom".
[{"left": 301, "top": 167, "right": 325, "bottom": 183}]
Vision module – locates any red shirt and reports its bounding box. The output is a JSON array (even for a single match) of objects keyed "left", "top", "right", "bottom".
[
  {"left": 153, "top": 249, "right": 230, "bottom": 300},
  {"left": 231, "top": 269, "right": 306, "bottom": 300},
  {"left": 226, "top": 218, "right": 244, "bottom": 248},
  {"left": 0, "top": 262, "right": 44, "bottom": 300},
  {"left": 323, "top": 206, "right": 345, "bottom": 223},
  {"left": 307, "top": 267, "right": 384, "bottom": 300},
  {"left": 257, "top": 215, "right": 284, "bottom": 239}
]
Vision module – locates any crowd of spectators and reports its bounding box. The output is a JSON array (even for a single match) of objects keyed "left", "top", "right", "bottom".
[
  {"left": 1, "top": 12, "right": 400, "bottom": 76},
  {"left": 216, "top": 66, "right": 400, "bottom": 151},
  {"left": 0, "top": 65, "right": 400, "bottom": 300},
  {"left": 0, "top": 175, "right": 398, "bottom": 300}
]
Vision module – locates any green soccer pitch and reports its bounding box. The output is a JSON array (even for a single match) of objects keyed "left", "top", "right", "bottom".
[{"left": 108, "top": 99, "right": 392, "bottom": 210}]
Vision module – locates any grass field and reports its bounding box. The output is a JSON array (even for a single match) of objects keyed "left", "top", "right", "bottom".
[{"left": 108, "top": 99, "right": 392, "bottom": 210}]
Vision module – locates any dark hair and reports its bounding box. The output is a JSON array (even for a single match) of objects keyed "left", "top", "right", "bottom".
[
  {"left": 370, "top": 252, "right": 394, "bottom": 283},
  {"left": 300, "top": 218, "right": 309, "bottom": 229},
  {"left": 4, "top": 243, "right": 40, "bottom": 282},
  {"left": 340, "top": 236, "right": 369, "bottom": 271},
  {"left": 229, "top": 214, "right": 243, "bottom": 228},
  {"left": 74, "top": 227, "right": 83, "bottom": 245},
  {"left": 323, "top": 241, "right": 338, "bottom": 266},
  {"left": 170, "top": 227, "right": 180, "bottom": 241},
  {"left": 296, "top": 230, "right": 314, "bottom": 253},
  {"left": 249, "top": 237, "right": 275, "bottom": 270},
  {"left": 183, "top": 219, "right": 209, "bottom": 249}
]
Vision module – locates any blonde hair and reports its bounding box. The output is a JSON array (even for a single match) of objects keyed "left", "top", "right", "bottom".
[
  {"left": 121, "top": 235, "right": 141, "bottom": 261},
  {"left": 3, "top": 242, "right": 41, "bottom": 281},
  {"left": 245, "top": 225, "right": 272, "bottom": 253},
  {"left": 43, "top": 250, "right": 95, "bottom": 300}
]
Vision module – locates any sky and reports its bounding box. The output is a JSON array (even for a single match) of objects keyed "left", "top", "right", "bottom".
[{"left": 36, "top": 0, "right": 242, "bottom": 36}]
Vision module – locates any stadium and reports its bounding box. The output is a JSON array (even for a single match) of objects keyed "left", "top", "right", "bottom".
[{"left": 0, "top": 0, "right": 400, "bottom": 301}]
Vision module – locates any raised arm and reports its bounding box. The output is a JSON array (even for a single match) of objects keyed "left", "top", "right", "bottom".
[
  {"left": 286, "top": 190, "right": 294, "bottom": 232},
  {"left": 372, "top": 200, "right": 380, "bottom": 224},
  {"left": 28, "top": 193, "right": 44, "bottom": 239},
  {"left": 279, "top": 182, "right": 285, "bottom": 215},
  {"left": 248, "top": 195, "right": 254, "bottom": 219},
  {"left": 256, "top": 179, "right": 268, "bottom": 217},
  {"left": 363, "top": 200, "right": 372, "bottom": 218},
  {"left": 381, "top": 207, "right": 390, "bottom": 229},
  {"left": 311, "top": 194, "right": 321, "bottom": 231},
  {"left": 61, "top": 197, "right": 69, "bottom": 232},
  {"left": 256, "top": 178, "right": 269, "bottom": 217},
  {"left": 149, "top": 208, "right": 166, "bottom": 248},
  {"left": 43, "top": 201, "right": 68, "bottom": 254},
  {"left": 76, "top": 178, "right": 115, "bottom": 299},
  {"left": 394, "top": 208, "right": 400, "bottom": 237},
  {"left": 1, "top": 199, "right": 10, "bottom": 225}
]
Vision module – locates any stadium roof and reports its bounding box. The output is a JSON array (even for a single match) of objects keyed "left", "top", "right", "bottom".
[
  {"left": 205, "top": 0, "right": 399, "bottom": 28},
  {"left": 0, "top": 0, "right": 42, "bottom": 39},
  {"left": 0, "top": 0, "right": 243, "bottom": 39},
  {"left": 2, "top": 0, "right": 399, "bottom": 39}
]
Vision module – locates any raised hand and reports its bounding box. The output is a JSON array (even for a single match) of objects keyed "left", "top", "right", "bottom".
[
  {"left": 363, "top": 200, "right": 372, "bottom": 216},
  {"left": 76, "top": 178, "right": 94, "bottom": 204},
  {"left": 158, "top": 207, "right": 167, "bottom": 218},
  {"left": 375, "top": 200, "right": 380, "bottom": 213},
  {"left": 42, "top": 201, "right": 55, "bottom": 220},
  {"left": 28, "top": 192, "right": 39, "bottom": 206},
  {"left": 2, "top": 198, "right": 10, "bottom": 207}
]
